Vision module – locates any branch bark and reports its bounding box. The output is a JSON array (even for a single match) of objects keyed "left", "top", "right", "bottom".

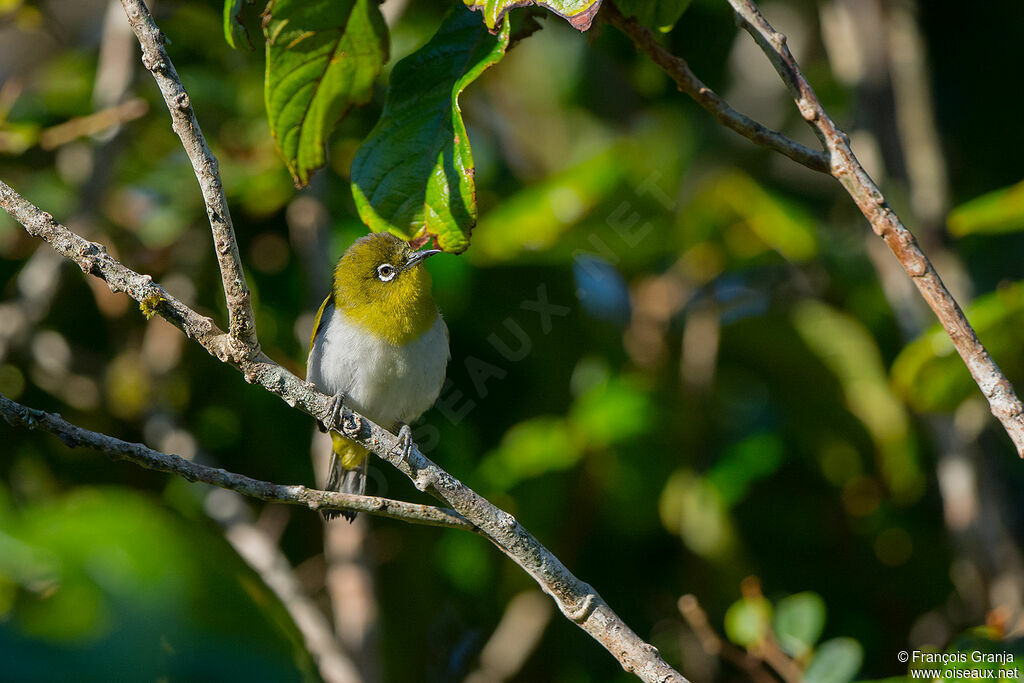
[
  {"left": 603, "top": 3, "right": 829, "bottom": 174},
  {"left": 0, "top": 180, "right": 688, "bottom": 683},
  {"left": 722, "top": 0, "right": 1024, "bottom": 456},
  {"left": 608, "top": 0, "right": 1024, "bottom": 456},
  {"left": 118, "top": 0, "right": 258, "bottom": 356},
  {"left": 0, "top": 392, "right": 472, "bottom": 530}
]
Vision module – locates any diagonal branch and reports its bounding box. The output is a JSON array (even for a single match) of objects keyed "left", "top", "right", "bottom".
[
  {"left": 0, "top": 179, "right": 688, "bottom": 683},
  {"left": 607, "top": 0, "right": 1024, "bottom": 455},
  {"left": 118, "top": 0, "right": 258, "bottom": 356},
  {"left": 602, "top": 3, "right": 829, "bottom": 174},
  {"left": 723, "top": 0, "right": 1024, "bottom": 456},
  {"left": 0, "top": 393, "right": 473, "bottom": 530}
]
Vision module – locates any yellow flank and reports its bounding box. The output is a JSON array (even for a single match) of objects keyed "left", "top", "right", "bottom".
[
  {"left": 331, "top": 432, "right": 368, "bottom": 469},
  {"left": 309, "top": 295, "right": 330, "bottom": 352}
]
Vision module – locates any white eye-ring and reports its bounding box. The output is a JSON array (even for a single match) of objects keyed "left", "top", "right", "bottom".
[{"left": 377, "top": 263, "right": 396, "bottom": 281}]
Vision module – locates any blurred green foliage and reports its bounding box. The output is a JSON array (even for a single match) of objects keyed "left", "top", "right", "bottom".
[
  {"left": 0, "top": 486, "right": 314, "bottom": 681},
  {"left": 2, "top": 0, "right": 1024, "bottom": 681}
]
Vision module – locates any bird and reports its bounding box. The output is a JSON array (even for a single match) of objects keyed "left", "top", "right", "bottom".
[{"left": 306, "top": 231, "right": 449, "bottom": 522}]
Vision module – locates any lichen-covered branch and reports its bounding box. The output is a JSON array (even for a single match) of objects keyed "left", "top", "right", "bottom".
[
  {"left": 118, "top": 0, "right": 258, "bottom": 356},
  {"left": 723, "top": 0, "right": 1024, "bottom": 456},
  {"left": 0, "top": 180, "right": 688, "bottom": 683},
  {"left": 603, "top": 3, "right": 829, "bottom": 174},
  {"left": 0, "top": 393, "right": 472, "bottom": 530}
]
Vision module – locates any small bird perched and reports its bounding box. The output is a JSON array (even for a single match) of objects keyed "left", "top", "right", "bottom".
[{"left": 307, "top": 232, "right": 449, "bottom": 521}]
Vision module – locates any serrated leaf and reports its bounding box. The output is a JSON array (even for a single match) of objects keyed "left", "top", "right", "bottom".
[
  {"left": 613, "top": 0, "right": 692, "bottom": 31},
  {"left": 804, "top": 638, "right": 863, "bottom": 683},
  {"left": 223, "top": 0, "right": 253, "bottom": 50},
  {"left": 350, "top": 6, "right": 509, "bottom": 253},
  {"left": 465, "top": 0, "right": 603, "bottom": 32},
  {"left": 773, "top": 592, "right": 826, "bottom": 659},
  {"left": 265, "top": 0, "right": 388, "bottom": 187}
]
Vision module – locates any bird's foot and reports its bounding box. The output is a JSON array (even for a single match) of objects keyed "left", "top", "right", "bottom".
[
  {"left": 390, "top": 424, "right": 413, "bottom": 463},
  {"left": 326, "top": 391, "right": 346, "bottom": 431}
]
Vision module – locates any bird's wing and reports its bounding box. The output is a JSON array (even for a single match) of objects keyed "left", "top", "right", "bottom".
[{"left": 309, "top": 294, "right": 332, "bottom": 355}]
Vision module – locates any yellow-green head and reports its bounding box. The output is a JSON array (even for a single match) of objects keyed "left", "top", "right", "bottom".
[{"left": 332, "top": 232, "right": 441, "bottom": 345}]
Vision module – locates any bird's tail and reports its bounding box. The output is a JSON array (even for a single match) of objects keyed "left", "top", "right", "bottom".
[{"left": 323, "top": 432, "right": 368, "bottom": 523}]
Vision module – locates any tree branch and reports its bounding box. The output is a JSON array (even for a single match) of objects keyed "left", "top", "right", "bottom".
[
  {"left": 722, "top": 0, "right": 1024, "bottom": 456},
  {"left": 602, "top": 3, "right": 830, "bottom": 174},
  {"left": 0, "top": 392, "right": 472, "bottom": 530},
  {"left": 608, "top": 0, "right": 1024, "bottom": 455},
  {"left": 0, "top": 180, "right": 688, "bottom": 683},
  {"left": 118, "top": 0, "right": 258, "bottom": 356}
]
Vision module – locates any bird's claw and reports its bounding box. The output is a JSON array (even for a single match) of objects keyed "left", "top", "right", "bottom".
[
  {"left": 326, "top": 391, "right": 346, "bottom": 431},
  {"left": 391, "top": 424, "right": 413, "bottom": 462}
]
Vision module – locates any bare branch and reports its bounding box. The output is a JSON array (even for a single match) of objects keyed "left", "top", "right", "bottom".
[
  {"left": 602, "top": 3, "right": 829, "bottom": 174},
  {"left": 39, "top": 98, "right": 149, "bottom": 149},
  {"left": 0, "top": 180, "right": 688, "bottom": 683},
  {"left": 722, "top": 0, "right": 1024, "bottom": 456},
  {"left": 0, "top": 393, "right": 472, "bottom": 530},
  {"left": 118, "top": 0, "right": 258, "bottom": 356},
  {"left": 607, "top": 0, "right": 1024, "bottom": 455}
]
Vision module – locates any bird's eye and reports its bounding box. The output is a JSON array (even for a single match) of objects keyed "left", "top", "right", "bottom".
[{"left": 377, "top": 263, "right": 396, "bottom": 281}]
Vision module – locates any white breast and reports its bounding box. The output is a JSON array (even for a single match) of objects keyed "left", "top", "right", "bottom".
[{"left": 307, "top": 306, "right": 449, "bottom": 430}]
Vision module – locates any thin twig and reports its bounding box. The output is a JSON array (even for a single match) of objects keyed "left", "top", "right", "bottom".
[
  {"left": 602, "top": 3, "right": 829, "bottom": 174},
  {"left": 118, "top": 0, "right": 258, "bottom": 356},
  {"left": 723, "top": 0, "right": 1024, "bottom": 456},
  {"left": 0, "top": 180, "right": 688, "bottom": 683},
  {"left": 677, "top": 595, "right": 776, "bottom": 683},
  {"left": 0, "top": 392, "right": 473, "bottom": 530},
  {"left": 39, "top": 98, "right": 148, "bottom": 149}
]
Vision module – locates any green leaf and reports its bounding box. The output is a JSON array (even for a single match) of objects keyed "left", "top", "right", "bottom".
[
  {"left": 264, "top": 0, "right": 388, "bottom": 187},
  {"left": 613, "top": 0, "right": 692, "bottom": 31},
  {"left": 223, "top": 0, "right": 253, "bottom": 50},
  {"left": 948, "top": 179, "right": 1024, "bottom": 236},
  {"left": 773, "top": 592, "right": 826, "bottom": 659},
  {"left": 350, "top": 6, "right": 509, "bottom": 253},
  {"left": 723, "top": 596, "right": 772, "bottom": 648},
  {"left": 464, "top": 0, "right": 603, "bottom": 32},
  {"left": 804, "top": 638, "right": 863, "bottom": 683}
]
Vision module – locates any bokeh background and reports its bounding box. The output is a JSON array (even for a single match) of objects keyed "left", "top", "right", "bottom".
[{"left": 2, "top": 0, "right": 1024, "bottom": 680}]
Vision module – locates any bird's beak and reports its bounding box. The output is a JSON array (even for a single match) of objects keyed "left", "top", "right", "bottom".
[{"left": 405, "top": 249, "right": 442, "bottom": 269}]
